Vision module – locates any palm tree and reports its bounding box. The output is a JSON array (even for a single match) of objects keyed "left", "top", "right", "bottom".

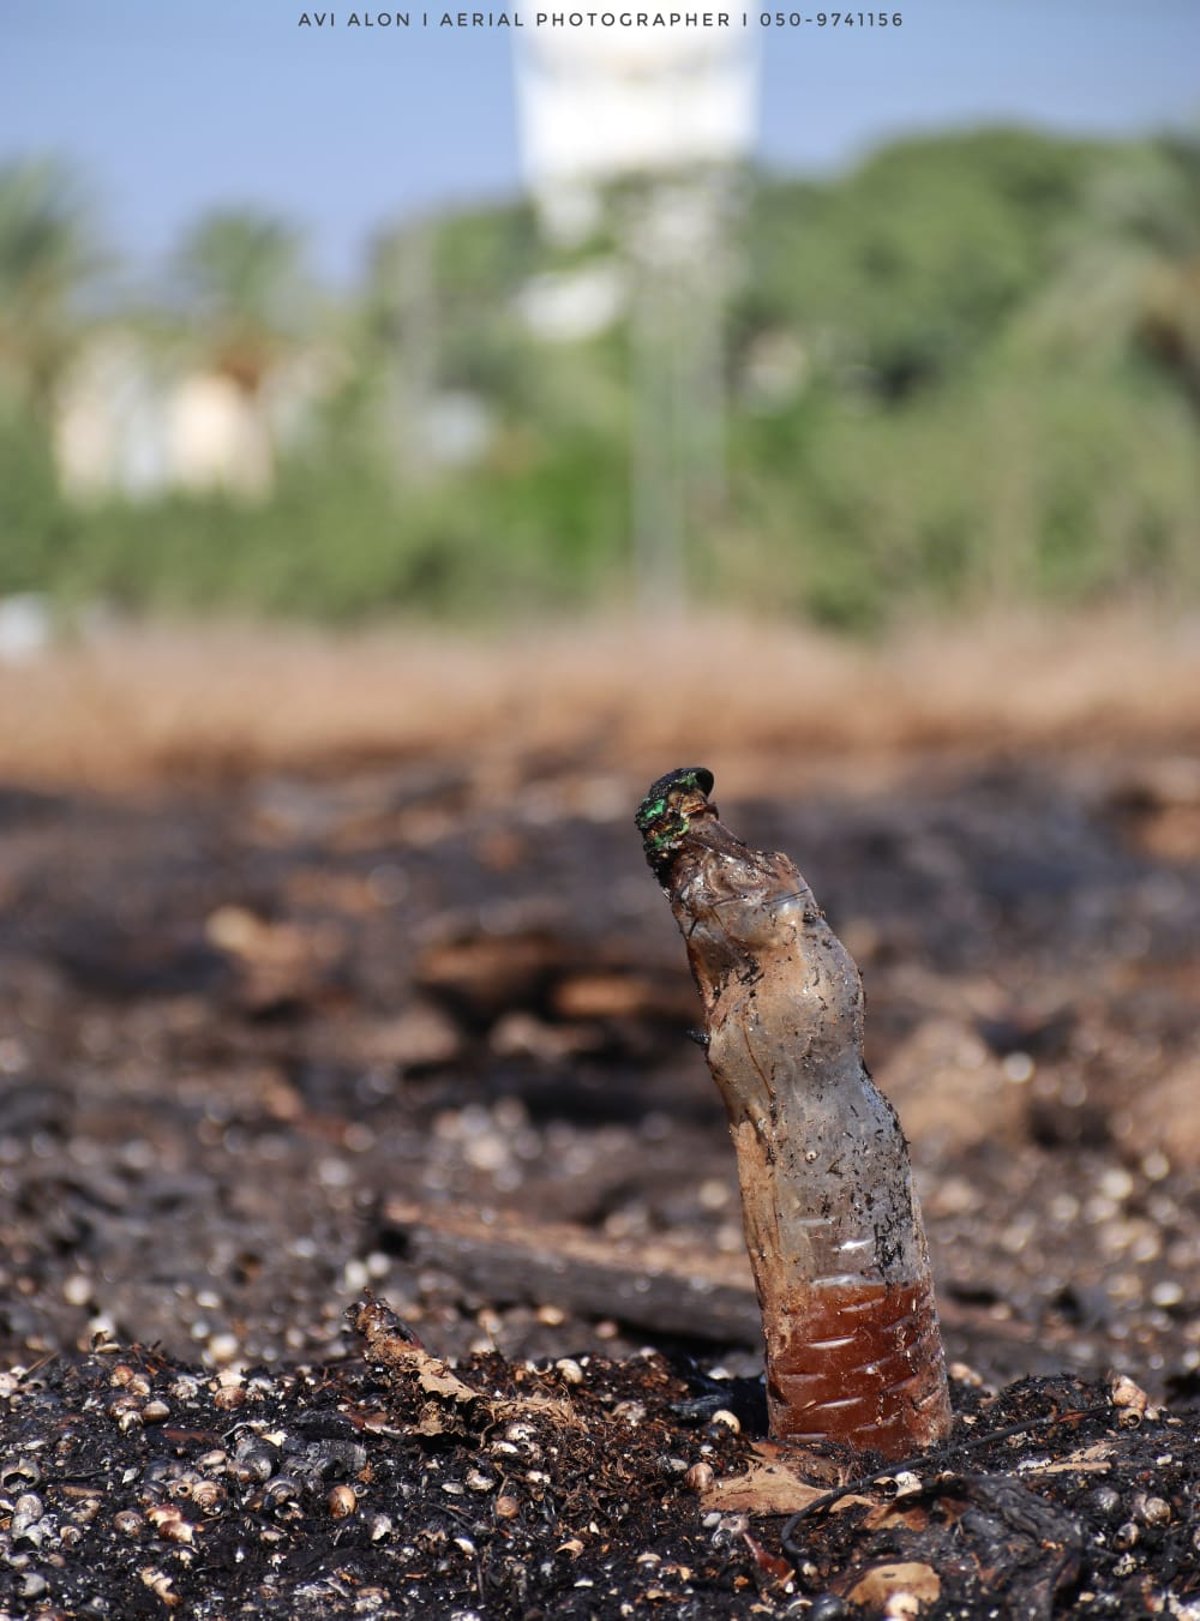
[
  {"left": 167, "top": 209, "right": 315, "bottom": 497},
  {"left": 172, "top": 209, "right": 309, "bottom": 397},
  {"left": 0, "top": 156, "right": 104, "bottom": 413}
]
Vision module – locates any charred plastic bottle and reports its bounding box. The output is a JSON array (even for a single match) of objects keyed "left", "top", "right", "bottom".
[{"left": 637, "top": 767, "right": 952, "bottom": 1457}]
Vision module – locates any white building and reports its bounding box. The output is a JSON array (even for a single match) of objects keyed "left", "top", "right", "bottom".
[{"left": 53, "top": 333, "right": 336, "bottom": 504}]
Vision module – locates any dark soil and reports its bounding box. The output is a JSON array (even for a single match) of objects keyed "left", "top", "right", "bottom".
[{"left": 2, "top": 747, "right": 1199, "bottom": 1618}]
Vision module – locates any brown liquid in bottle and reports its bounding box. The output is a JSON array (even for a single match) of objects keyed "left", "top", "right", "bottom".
[{"left": 763, "top": 1279, "right": 950, "bottom": 1459}]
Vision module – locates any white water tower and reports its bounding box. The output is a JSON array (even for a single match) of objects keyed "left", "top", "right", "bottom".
[
  {"left": 517, "top": 26, "right": 758, "bottom": 236},
  {"left": 515, "top": 22, "right": 760, "bottom": 609}
]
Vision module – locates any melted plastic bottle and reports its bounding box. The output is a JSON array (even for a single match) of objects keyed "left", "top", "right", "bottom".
[{"left": 636, "top": 767, "right": 952, "bottom": 1457}]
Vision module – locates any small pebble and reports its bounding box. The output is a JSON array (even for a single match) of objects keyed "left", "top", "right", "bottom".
[
  {"left": 1003, "top": 1052, "right": 1034, "bottom": 1084},
  {"left": 1150, "top": 1280, "right": 1184, "bottom": 1308},
  {"left": 343, "top": 1259, "right": 370, "bottom": 1293},
  {"left": 809, "top": 1596, "right": 850, "bottom": 1621},
  {"left": 494, "top": 1495, "right": 520, "bottom": 1520},
  {"left": 1098, "top": 1166, "right": 1134, "bottom": 1202},
  {"left": 476, "top": 1308, "right": 503, "bottom": 1339},
  {"left": 1087, "top": 1485, "right": 1122, "bottom": 1522},
  {"left": 11, "top": 1493, "right": 44, "bottom": 1535},
  {"left": 948, "top": 1361, "right": 985, "bottom": 1388}
]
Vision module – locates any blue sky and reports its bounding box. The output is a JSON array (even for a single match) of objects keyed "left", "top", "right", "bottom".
[{"left": 2, "top": 0, "right": 1197, "bottom": 283}]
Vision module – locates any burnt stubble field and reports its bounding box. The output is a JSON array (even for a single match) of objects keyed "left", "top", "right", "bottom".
[{"left": 2, "top": 621, "right": 1200, "bottom": 1619}]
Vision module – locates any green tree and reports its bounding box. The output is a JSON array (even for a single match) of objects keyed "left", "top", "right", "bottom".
[
  {"left": 0, "top": 157, "right": 104, "bottom": 412},
  {"left": 172, "top": 209, "right": 310, "bottom": 395},
  {"left": 739, "top": 129, "right": 1102, "bottom": 398},
  {"left": 1020, "top": 134, "right": 1200, "bottom": 413}
]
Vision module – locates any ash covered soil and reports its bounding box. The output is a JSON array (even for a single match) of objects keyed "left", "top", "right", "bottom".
[{"left": 2, "top": 745, "right": 1200, "bottom": 1618}]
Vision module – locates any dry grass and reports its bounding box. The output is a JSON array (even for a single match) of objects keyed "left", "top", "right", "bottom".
[{"left": 3, "top": 609, "right": 1198, "bottom": 794}]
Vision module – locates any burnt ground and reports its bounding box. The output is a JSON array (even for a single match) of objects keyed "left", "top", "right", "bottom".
[{"left": 1, "top": 744, "right": 1200, "bottom": 1618}]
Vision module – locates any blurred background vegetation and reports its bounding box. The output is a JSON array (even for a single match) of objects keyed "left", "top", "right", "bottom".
[{"left": 1, "top": 125, "right": 1197, "bottom": 632}]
